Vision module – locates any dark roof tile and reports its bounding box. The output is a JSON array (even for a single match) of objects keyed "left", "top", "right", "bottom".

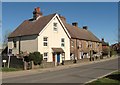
[{"left": 9, "top": 13, "right": 56, "bottom": 38}]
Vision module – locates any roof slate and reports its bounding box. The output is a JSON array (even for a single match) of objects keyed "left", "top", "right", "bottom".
[
  {"left": 9, "top": 13, "right": 56, "bottom": 38},
  {"left": 62, "top": 20, "right": 101, "bottom": 42},
  {"left": 9, "top": 13, "right": 101, "bottom": 42}
]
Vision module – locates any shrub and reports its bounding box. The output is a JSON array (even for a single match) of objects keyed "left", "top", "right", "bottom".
[
  {"left": 102, "top": 47, "right": 110, "bottom": 56},
  {"left": 110, "top": 48, "right": 117, "bottom": 56},
  {"left": 29, "top": 52, "right": 43, "bottom": 65}
]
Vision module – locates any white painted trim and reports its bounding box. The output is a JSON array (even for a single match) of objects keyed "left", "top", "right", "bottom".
[
  {"left": 55, "top": 14, "right": 71, "bottom": 38},
  {"left": 39, "top": 14, "right": 71, "bottom": 38}
]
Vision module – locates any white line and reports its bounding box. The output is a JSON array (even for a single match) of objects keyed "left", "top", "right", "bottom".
[{"left": 85, "top": 70, "right": 118, "bottom": 84}]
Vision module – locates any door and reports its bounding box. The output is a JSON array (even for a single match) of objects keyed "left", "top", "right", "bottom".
[
  {"left": 57, "top": 54, "right": 60, "bottom": 63},
  {"left": 53, "top": 54, "right": 55, "bottom": 62},
  {"left": 80, "top": 52, "right": 82, "bottom": 59}
]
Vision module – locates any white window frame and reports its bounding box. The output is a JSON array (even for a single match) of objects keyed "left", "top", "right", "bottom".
[
  {"left": 61, "top": 38, "right": 65, "bottom": 47},
  {"left": 43, "top": 52, "right": 48, "bottom": 61},
  {"left": 79, "top": 41, "right": 82, "bottom": 48},
  {"left": 86, "top": 41, "right": 88, "bottom": 48},
  {"left": 90, "top": 42, "right": 92, "bottom": 48},
  {"left": 96, "top": 43, "right": 99, "bottom": 48},
  {"left": 71, "top": 41, "right": 74, "bottom": 47},
  {"left": 43, "top": 37, "right": 48, "bottom": 46},
  {"left": 53, "top": 22, "right": 58, "bottom": 31}
]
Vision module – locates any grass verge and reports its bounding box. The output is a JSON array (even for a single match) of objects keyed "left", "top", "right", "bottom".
[
  {"left": 86, "top": 71, "right": 120, "bottom": 85},
  {"left": 1, "top": 67, "right": 22, "bottom": 72}
]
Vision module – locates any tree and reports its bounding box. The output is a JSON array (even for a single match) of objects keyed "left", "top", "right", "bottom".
[{"left": 2, "top": 30, "right": 11, "bottom": 48}]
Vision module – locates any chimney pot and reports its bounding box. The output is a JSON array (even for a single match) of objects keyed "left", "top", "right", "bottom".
[
  {"left": 33, "top": 7, "right": 42, "bottom": 20},
  {"left": 102, "top": 38, "right": 104, "bottom": 41},
  {"left": 72, "top": 22, "right": 78, "bottom": 27},
  {"left": 83, "top": 26, "right": 88, "bottom": 30}
]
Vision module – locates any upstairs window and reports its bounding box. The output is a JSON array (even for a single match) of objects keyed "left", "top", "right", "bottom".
[
  {"left": 53, "top": 23, "right": 58, "bottom": 31},
  {"left": 71, "top": 41, "right": 74, "bottom": 47},
  {"left": 43, "top": 37, "right": 48, "bottom": 46},
  {"left": 96, "top": 43, "right": 99, "bottom": 48},
  {"left": 13, "top": 39, "right": 17, "bottom": 48},
  {"left": 79, "top": 41, "right": 82, "bottom": 48},
  {"left": 43, "top": 52, "right": 48, "bottom": 61},
  {"left": 86, "top": 41, "right": 88, "bottom": 48},
  {"left": 89, "top": 42, "right": 93, "bottom": 48},
  {"left": 61, "top": 38, "right": 65, "bottom": 47}
]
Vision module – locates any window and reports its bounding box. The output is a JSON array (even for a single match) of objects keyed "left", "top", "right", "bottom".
[
  {"left": 43, "top": 37, "right": 48, "bottom": 46},
  {"left": 86, "top": 41, "right": 88, "bottom": 48},
  {"left": 13, "top": 39, "right": 17, "bottom": 48},
  {"left": 43, "top": 52, "right": 48, "bottom": 61},
  {"left": 79, "top": 41, "right": 82, "bottom": 48},
  {"left": 89, "top": 42, "right": 92, "bottom": 48},
  {"left": 71, "top": 41, "right": 74, "bottom": 47},
  {"left": 96, "top": 43, "right": 99, "bottom": 48},
  {"left": 61, "top": 38, "right": 65, "bottom": 47},
  {"left": 53, "top": 23, "right": 58, "bottom": 31}
]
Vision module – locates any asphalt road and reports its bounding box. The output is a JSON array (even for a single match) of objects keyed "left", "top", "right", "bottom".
[{"left": 3, "top": 57, "right": 119, "bottom": 83}]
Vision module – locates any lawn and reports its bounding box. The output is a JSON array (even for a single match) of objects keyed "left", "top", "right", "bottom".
[{"left": 86, "top": 71, "right": 120, "bottom": 85}]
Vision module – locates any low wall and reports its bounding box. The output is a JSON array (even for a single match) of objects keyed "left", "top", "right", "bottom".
[
  {"left": 41, "top": 60, "right": 55, "bottom": 68},
  {"left": 64, "top": 60, "right": 74, "bottom": 65},
  {"left": 77, "top": 58, "right": 90, "bottom": 63},
  {"left": 31, "top": 60, "right": 55, "bottom": 69}
]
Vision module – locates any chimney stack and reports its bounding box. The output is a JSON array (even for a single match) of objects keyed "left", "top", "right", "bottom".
[
  {"left": 72, "top": 22, "right": 78, "bottom": 27},
  {"left": 83, "top": 26, "right": 88, "bottom": 30},
  {"left": 102, "top": 38, "right": 104, "bottom": 41},
  {"left": 33, "top": 7, "right": 43, "bottom": 20}
]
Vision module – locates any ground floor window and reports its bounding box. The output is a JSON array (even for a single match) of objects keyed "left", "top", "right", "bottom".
[
  {"left": 70, "top": 53, "right": 74, "bottom": 60},
  {"left": 43, "top": 52, "right": 48, "bottom": 61}
]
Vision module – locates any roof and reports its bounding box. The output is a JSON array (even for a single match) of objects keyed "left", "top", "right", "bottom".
[
  {"left": 9, "top": 13, "right": 56, "bottom": 38},
  {"left": 102, "top": 41, "right": 109, "bottom": 46},
  {"left": 52, "top": 48, "right": 64, "bottom": 53},
  {"left": 62, "top": 20, "right": 101, "bottom": 42},
  {"left": 9, "top": 13, "right": 101, "bottom": 42}
]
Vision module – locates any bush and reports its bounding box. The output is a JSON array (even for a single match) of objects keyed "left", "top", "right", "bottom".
[
  {"left": 29, "top": 52, "right": 43, "bottom": 65},
  {"left": 110, "top": 48, "right": 117, "bottom": 56},
  {"left": 102, "top": 47, "right": 110, "bottom": 56}
]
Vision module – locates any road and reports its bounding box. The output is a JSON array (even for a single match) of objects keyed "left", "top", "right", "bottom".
[{"left": 2, "top": 57, "right": 119, "bottom": 83}]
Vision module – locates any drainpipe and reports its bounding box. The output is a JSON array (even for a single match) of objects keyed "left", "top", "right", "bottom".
[
  {"left": 76, "top": 39, "right": 78, "bottom": 60},
  {"left": 18, "top": 36, "right": 21, "bottom": 55}
]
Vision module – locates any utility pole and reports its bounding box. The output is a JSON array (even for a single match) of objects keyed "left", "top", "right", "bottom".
[{"left": 7, "top": 54, "right": 10, "bottom": 68}]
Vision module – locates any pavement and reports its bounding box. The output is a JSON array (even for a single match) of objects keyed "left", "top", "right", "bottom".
[
  {"left": 2, "top": 55, "right": 119, "bottom": 83},
  {"left": 2, "top": 55, "right": 119, "bottom": 80}
]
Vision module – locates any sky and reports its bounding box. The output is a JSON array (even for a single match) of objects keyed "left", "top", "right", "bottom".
[{"left": 2, "top": 2, "right": 118, "bottom": 45}]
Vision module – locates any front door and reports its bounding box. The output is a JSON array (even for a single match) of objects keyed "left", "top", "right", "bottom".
[
  {"left": 53, "top": 54, "right": 55, "bottom": 62},
  {"left": 80, "top": 52, "right": 82, "bottom": 59},
  {"left": 57, "top": 53, "right": 60, "bottom": 63}
]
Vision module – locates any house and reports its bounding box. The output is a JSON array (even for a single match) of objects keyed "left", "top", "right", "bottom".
[
  {"left": 8, "top": 7, "right": 102, "bottom": 65},
  {"left": 111, "top": 42, "right": 120, "bottom": 54},
  {"left": 101, "top": 38, "right": 110, "bottom": 56}
]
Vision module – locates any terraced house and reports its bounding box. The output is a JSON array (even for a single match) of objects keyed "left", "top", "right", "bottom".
[{"left": 8, "top": 7, "right": 102, "bottom": 65}]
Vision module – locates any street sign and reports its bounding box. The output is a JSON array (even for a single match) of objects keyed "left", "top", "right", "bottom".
[{"left": 3, "top": 60, "right": 6, "bottom": 63}]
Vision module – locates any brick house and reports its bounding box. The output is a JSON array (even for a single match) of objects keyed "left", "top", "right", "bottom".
[{"left": 8, "top": 7, "right": 102, "bottom": 65}]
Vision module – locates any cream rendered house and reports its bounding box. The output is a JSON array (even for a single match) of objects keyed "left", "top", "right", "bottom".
[
  {"left": 8, "top": 7, "right": 71, "bottom": 64},
  {"left": 8, "top": 7, "right": 102, "bottom": 65}
]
